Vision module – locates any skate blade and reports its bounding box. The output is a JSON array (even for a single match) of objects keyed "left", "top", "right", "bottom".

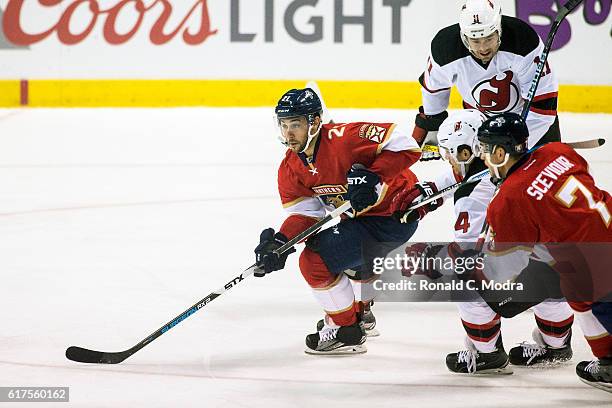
[
  {"left": 578, "top": 377, "right": 612, "bottom": 393},
  {"left": 304, "top": 344, "right": 367, "bottom": 356},
  {"left": 454, "top": 365, "right": 514, "bottom": 375},
  {"left": 512, "top": 358, "right": 573, "bottom": 368},
  {"left": 366, "top": 328, "right": 380, "bottom": 337},
  {"left": 473, "top": 366, "right": 514, "bottom": 375}
]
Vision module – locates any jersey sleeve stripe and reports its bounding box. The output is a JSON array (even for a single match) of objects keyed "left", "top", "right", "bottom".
[
  {"left": 282, "top": 196, "right": 308, "bottom": 209},
  {"left": 529, "top": 106, "right": 557, "bottom": 116},
  {"left": 530, "top": 92, "right": 558, "bottom": 116},
  {"left": 376, "top": 123, "right": 397, "bottom": 154},
  {"left": 533, "top": 91, "right": 558, "bottom": 102},
  {"left": 419, "top": 72, "right": 451, "bottom": 94},
  {"left": 282, "top": 197, "right": 326, "bottom": 218},
  {"left": 377, "top": 123, "right": 397, "bottom": 154}
]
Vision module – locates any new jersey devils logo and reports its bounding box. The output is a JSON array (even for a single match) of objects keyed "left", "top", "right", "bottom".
[{"left": 471, "top": 71, "right": 520, "bottom": 114}]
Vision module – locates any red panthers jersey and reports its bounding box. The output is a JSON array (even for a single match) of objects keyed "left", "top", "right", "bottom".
[
  {"left": 487, "top": 142, "right": 611, "bottom": 244},
  {"left": 277, "top": 121, "right": 420, "bottom": 239},
  {"left": 484, "top": 142, "right": 611, "bottom": 302}
]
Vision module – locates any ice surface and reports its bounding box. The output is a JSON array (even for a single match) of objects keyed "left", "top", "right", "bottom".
[{"left": 0, "top": 108, "right": 610, "bottom": 407}]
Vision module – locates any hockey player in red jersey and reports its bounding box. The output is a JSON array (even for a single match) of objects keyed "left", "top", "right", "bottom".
[
  {"left": 473, "top": 112, "right": 612, "bottom": 391},
  {"left": 392, "top": 110, "right": 573, "bottom": 374},
  {"left": 254, "top": 88, "right": 421, "bottom": 354},
  {"left": 415, "top": 0, "right": 560, "bottom": 160}
]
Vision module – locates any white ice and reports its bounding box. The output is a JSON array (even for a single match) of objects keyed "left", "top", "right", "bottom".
[{"left": 0, "top": 108, "right": 610, "bottom": 407}]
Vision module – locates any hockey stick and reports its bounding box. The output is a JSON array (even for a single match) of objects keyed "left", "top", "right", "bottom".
[
  {"left": 398, "top": 169, "right": 490, "bottom": 223},
  {"left": 565, "top": 138, "right": 605, "bottom": 149},
  {"left": 66, "top": 201, "right": 352, "bottom": 364},
  {"left": 475, "top": 0, "right": 584, "bottom": 250},
  {"left": 521, "top": 0, "right": 583, "bottom": 119},
  {"left": 397, "top": 136, "right": 603, "bottom": 223}
]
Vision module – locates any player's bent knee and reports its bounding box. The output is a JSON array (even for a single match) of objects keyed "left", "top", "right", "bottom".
[
  {"left": 299, "top": 248, "right": 336, "bottom": 288},
  {"left": 343, "top": 267, "right": 375, "bottom": 281}
]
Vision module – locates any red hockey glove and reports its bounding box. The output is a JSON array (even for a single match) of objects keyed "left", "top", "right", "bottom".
[
  {"left": 402, "top": 242, "right": 444, "bottom": 279},
  {"left": 391, "top": 181, "right": 442, "bottom": 224}
]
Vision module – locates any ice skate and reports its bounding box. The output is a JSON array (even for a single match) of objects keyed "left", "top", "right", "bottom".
[
  {"left": 509, "top": 328, "right": 572, "bottom": 366},
  {"left": 305, "top": 318, "right": 366, "bottom": 355},
  {"left": 446, "top": 336, "right": 513, "bottom": 375},
  {"left": 317, "top": 308, "right": 379, "bottom": 337},
  {"left": 576, "top": 358, "right": 612, "bottom": 393}
]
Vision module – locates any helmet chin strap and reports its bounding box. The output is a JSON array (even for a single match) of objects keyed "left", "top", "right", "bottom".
[
  {"left": 485, "top": 146, "right": 510, "bottom": 180},
  {"left": 299, "top": 118, "right": 322, "bottom": 154},
  {"left": 449, "top": 153, "right": 475, "bottom": 178},
  {"left": 277, "top": 115, "right": 322, "bottom": 152}
]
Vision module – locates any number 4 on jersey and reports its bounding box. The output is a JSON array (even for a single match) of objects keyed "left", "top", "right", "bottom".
[{"left": 455, "top": 211, "right": 471, "bottom": 234}]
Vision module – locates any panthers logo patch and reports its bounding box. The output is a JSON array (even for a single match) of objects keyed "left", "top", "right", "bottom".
[
  {"left": 359, "top": 124, "right": 387, "bottom": 144},
  {"left": 312, "top": 184, "right": 348, "bottom": 209}
]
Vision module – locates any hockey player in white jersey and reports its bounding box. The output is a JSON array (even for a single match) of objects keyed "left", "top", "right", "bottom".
[
  {"left": 414, "top": 0, "right": 560, "bottom": 160},
  {"left": 392, "top": 110, "right": 573, "bottom": 374}
]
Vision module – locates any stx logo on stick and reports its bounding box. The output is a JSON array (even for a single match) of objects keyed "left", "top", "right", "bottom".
[{"left": 224, "top": 274, "right": 244, "bottom": 290}]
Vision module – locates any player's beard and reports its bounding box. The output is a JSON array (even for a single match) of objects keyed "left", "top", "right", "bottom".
[
  {"left": 287, "top": 139, "right": 306, "bottom": 153},
  {"left": 473, "top": 45, "right": 499, "bottom": 63}
]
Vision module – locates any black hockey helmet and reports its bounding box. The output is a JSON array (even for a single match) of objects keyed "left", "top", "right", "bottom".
[
  {"left": 275, "top": 88, "right": 322, "bottom": 121},
  {"left": 477, "top": 112, "right": 529, "bottom": 156}
]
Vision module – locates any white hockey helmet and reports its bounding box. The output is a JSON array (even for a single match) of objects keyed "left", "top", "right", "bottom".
[
  {"left": 438, "top": 109, "right": 487, "bottom": 177},
  {"left": 459, "top": 0, "right": 502, "bottom": 49}
]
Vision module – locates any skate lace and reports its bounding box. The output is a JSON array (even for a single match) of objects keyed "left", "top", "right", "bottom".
[
  {"left": 585, "top": 360, "right": 600, "bottom": 374},
  {"left": 320, "top": 327, "right": 339, "bottom": 343},
  {"left": 458, "top": 349, "right": 478, "bottom": 374},
  {"left": 520, "top": 342, "right": 547, "bottom": 364}
]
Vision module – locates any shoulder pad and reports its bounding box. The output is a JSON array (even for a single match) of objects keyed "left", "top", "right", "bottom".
[
  {"left": 499, "top": 16, "right": 541, "bottom": 57},
  {"left": 431, "top": 24, "right": 470, "bottom": 67}
]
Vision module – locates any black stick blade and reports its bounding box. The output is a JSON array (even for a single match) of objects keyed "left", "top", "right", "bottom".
[{"left": 66, "top": 346, "right": 129, "bottom": 364}]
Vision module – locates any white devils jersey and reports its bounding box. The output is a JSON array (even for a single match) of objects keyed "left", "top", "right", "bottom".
[
  {"left": 445, "top": 166, "right": 496, "bottom": 242},
  {"left": 420, "top": 16, "right": 559, "bottom": 148},
  {"left": 433, "top": 165, "right": 497, "bottom": 276}
]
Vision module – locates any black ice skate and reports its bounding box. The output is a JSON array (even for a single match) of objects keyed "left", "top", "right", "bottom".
[
  {"left": 317, "top": 308, "right": 379, "bottom": 337},
  {"left": 509, "top": 328, "right": 572, "bottom": 366},
  {"left": 576, "top": 358, "right": 612, "bottom": 393},
  {"left": 446, "top": 336, "right": 513, "bottom": 375},
  {"left": 305, "top": 319, "right": 366, "bottom": 355}
]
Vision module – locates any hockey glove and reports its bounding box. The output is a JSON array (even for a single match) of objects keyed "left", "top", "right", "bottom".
[
  {"left": 254, "top": 228, "right": 295, "bottom": 277},
  {"left": 402, "top": 242, "right": 444, "bottom": 279},
  {"left": 346, "top": 167, "right": 381, "bottom": 213},
  {"left": 391, "top": 181, "right": 442, "bottom": 224},
  {"left": 413, "top": 107, "right": 448, "bottom": 161},
  {"left": 447, "top": 243, "right": 484, "bottom": 280}
]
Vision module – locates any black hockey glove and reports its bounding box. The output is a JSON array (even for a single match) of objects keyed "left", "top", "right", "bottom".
[
  {"left": 346, "top": 167, "right": 381, "bottom": 213},
  {"left": 254, "top": 228, "right": 295, "bottom": 277},
  {"left": 391, "top": 181, "right": 442, "bottom": 224},
  {"left": 413, "top": 106, "right": 448, "bottom": 161}
]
